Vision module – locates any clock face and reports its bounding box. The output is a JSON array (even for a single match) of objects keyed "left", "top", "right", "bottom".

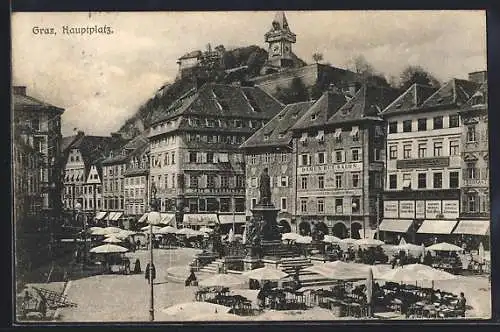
[
  {"left": 272, "top": 44, "right": 280, "bottom": 55},
  {"left": 284, "top": 45, "right": 290, "bottom": 53}
]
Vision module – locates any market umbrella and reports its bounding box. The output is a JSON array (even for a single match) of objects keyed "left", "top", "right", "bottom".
[
  {"left": 282, "top": 232, "right": 301, "bottom": 241},
  {"left": 295, "top": 236, "right": 313, "bottom": 244},
  {"left": 186, "top": 230, "right": 205, "bottom": 238},
  {"left": 242, "top": 267, "right": 289, "bottom": 281},
  {"left": 103, "top": 226, "right": 122, "bottom": 234},
  {"left": 426, "top": 242, "right": 464, "bottom": 252},
  {"left": 399, "top": 237, "right": 407, "bottom": 246},
  {"left": 395, "top": 243, "right": 425, "bottom": 256},
  {"left": 161, "top": 302, "right": 231, "bottom": 317},
  {"left": 340, "top": 238, "right": 357, "bottom": 244},
  {"left": 198, "top": 273, "right": 247, "bottom": 288},
  {"left": 199, "top": 227, "right": 213, "bottom": 233},
  {"left": 158, "top": 226, "right": 178, "bottom": 234},
  {"left": 303, "top": 261, "right": 374, "bottom": 280},
  {"left": 89, "top": 226, "right": 103, "bottom": 232},
  {"left": 103, "top": 236, "right": 123, "bottom": 244},
  {"left": 89, "top": 244, "right": 128, "bottom": 254},
  {"left": 366, "top": 267, "right": 374, "bottom": 317},
  {"left": 377, "top": 263, "right": 456, "bottom": 284},
  {"left": 355, "top": 238, "right": 384, "bottom": 247},
  {"left": 90, "top": 228, "right": 108, "bottom": 236},
  {"left": 323, "top": 235, "right": 342, "bottom": 244},
  {"left": 478, "top": 242, "right": 485, "bottom": 264}
]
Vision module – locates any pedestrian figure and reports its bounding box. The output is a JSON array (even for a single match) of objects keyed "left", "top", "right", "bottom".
[
  {"left": 145, "top": 263, "right": 156, "bottom": 284},
  {"left": 134, "top": 259, "right": 141, "bottom": 273},
  {"left": 458, "top": 292, "right": 467, "bottom": 317},
  {"left": 185, "top": 268, "right": 197, "bottom": 286}
]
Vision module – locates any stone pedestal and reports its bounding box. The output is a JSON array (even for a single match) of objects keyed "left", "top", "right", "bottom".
[
  {"left": 251, "top": 203, "right": 281, "bottom": 242},
  {"left": 261, "top": 239, "right": 283, "bottom": 258},
  {"left": 243, "top": 256, "right": 262, "bottom": 271}
]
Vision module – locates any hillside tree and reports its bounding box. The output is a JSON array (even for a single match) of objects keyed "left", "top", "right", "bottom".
[{"left": 399, "top": 65, "right": 441, "bottom": 90}]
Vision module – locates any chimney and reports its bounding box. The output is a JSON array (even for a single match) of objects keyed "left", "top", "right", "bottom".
[
  {"left": 13, "top": 86, "right": 27, "bottom": 96},
  {"left": 468, "top": 71, "right": 487, "bottom": 84},
  {"left": 77, "top": 130, "right": 85, "bottom": 136}
]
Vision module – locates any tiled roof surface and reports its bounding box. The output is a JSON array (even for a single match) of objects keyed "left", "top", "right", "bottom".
[
  {"left": 71, "top": 135, "right": 125, "bottom": 166},
  {"left": 327, "top": 85, "right": 400, "bottom": 124},
  {"left": 61, "top": 135, "right": 80, "bottom": 152},
  {"left": 152, "top": 83, "right": 284, "bottom": 126},
  {"left": 13, "top": 93, "right": 64, "bottom": 111},
  {"left": 178, "top": 50, "right": 202, "bottom": 60},
  {"left": 102, "top": 134, "right": 149, "bottom": 165},
  {"left": 240, "top": 101, "right": 314, "bottom": 149},
  {"left": 291, "top": 92, "right": 349, "bottom": 131},
  {"left": 382, "top": 84, "right": 437, "bottom": 115},
  {"left": 463, "top": 81, "right": 488, "bottom": 109},
  {"left": 421, "top": 79, "right": 480, "bottom": 108}
]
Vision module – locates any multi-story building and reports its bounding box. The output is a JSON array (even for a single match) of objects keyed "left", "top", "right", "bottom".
[
  {"left": 62, "top": 132, "right": 124, "bottom": 220},
  {"left": 240, "top": 101, "right": 314, "bottom": 233},
  {"left": 454, "top": 71, "right": 489, "bottom": 244},
  {"left": 147, "top": 83, "right": 284, "bottom": 230},
  {"left": 381, "top": 79, "right": 480, "bottom": 244},
  {"left": 13, "top": 86, "right": 65, "bottom": 219},
  {"left": 291, "top": 85, "right": 398, "bottom": 239}
]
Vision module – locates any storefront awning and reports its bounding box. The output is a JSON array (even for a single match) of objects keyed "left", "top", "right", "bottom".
[
  {"left": 112, "top": 212, "right": 123, "bottom": 221},
  {"left": 453, "top": 220, "right": 490, "bottom": 236},
  {"left": 106, "top": 212, "right": 116, "bottom": 220},
  {"left": 378, "top": 219, "right": 414, "bottom": 233},
  {"left": 218, "top": 214, "right": 246, "bottom": 225},
  {"left": 417, "top": 220, "right": 458, "bottom": 235},
  {"left": 95, "top": 212, "right": 107, "bottom": 220},
  {"left": 138, "top": 213, "right": 148, "bottom": 223},
  {"left": 160, "top": 213, "right": 175, "bottom": 225},
  {"left": 183, "top": 213, "right": 218, "bottom": 225}
]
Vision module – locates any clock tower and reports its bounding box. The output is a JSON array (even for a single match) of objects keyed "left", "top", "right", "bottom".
[{"left": 263, "top": 11, "right": 296, "bottom": 71}]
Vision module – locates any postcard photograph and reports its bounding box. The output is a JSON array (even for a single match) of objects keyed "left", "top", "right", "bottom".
[{"left": 11, "top": 10, "right": 490, "bottom": 323}]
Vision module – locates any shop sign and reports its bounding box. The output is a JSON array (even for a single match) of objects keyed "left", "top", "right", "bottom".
[
  {"left": 384, "top": 201, "right": 399, "bottom": 218},
  {"left": 442, "top": 200, "right": 459, "bottom": 219},
  {"left": 396, "top": 157, "right": 450, "bottom": 169},
  {"left": 425, "top": 200, "right": 442, "bottom": 218},
  {"left": 415, "top": 200, "right": 425, "bottom": 219},
  {"left": 399, "top": 200, "right": 415, "bottom": 219},
  {"left": 298, "top": 162, "right": 362, "bottom": 175}
]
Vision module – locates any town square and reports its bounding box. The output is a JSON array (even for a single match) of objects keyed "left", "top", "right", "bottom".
[{"left": 11, "top": 11, "right": 490, "bottom": 322}]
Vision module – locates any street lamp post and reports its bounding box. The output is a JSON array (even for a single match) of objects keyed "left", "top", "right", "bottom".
[
  {"left": 350, "top": 202, "right": 358, "bottom": 239},
  {"left": 147, "top": 182, "right": 160, "bottom": 321}
]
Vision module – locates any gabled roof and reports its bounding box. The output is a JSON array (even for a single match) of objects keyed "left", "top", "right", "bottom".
[
  {"left": 102, "top": 134, "right": 149, "bottom": 165},
  {"left": 151, "top": 83, "right": 284, "bottom": 127},
  {"left": 70, "top": 135, "right": 126, "bottom": 168},
  {"left": 240, "top": 101, "right": 314, "bottom": 149},
  {"left": 178, "top": 50, "right": 202, "bottom": 60},
  {"left": 13, "top": 92, "right": 64, "bottom": 113},
  {"left": 291, "top": 92, "right": 349, "bottom": 131},
  {"left": 462, "top": 82, "right": 487, "bottom": 110},
  {"left": 327, "top": 85, "right": 400, "bottom": 125},
  {"left": 61, "top": 134, "right": 81, "bottom": 152},
  {"left": 381, "top": 84, "right": 437, "bottom": 116},
  {"left": 273, "top": 11, "right": 290, "bottom": 31},
  {"left": 421, "top": 79, "right": 480, "bottom": 109}
]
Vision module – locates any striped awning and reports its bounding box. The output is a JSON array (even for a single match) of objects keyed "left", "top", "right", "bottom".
[
  {"left": 183, "top": 213, "right": 218, "bottom": 225},
  {"left": 218, "top": 214, "right": 246, "bottom": 225},
  {"left": 378, "top": 219, "right": 414, "bottom": 233},
  {"left": 417, "top": 220, "right": 458, "bottom": 235},
  {"left": 453, "top": 220, "right": 490, "bottom": 235},
  {"left": 112, "top": 212, "right": 123, "bottom": 221},
  {"left": 106, "top": 212, "right": 117, "bottom": 220},
  {"left": 95, "top": 211, "right": 107, "bottom": 220}
]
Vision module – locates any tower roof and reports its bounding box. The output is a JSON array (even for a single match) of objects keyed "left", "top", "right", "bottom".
[{"left": 272, "top": 11, "right": 290, "bottom": 31}]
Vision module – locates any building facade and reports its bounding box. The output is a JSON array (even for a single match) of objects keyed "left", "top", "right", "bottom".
[
  {"left": 240, "top": 101, "right": 314, "bottom": 233},
  {"left": 291, "top": 86, "right": 397, "bottom": 239},
  {"left": 147, "top": 83, "right": 284, "bottom": 230},
  {"left": 381, "top": 79, "right": 480, "bottom": 244}
]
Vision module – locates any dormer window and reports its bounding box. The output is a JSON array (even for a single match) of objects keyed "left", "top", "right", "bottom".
[
  {"left": 264, "top": 134, "right": 270, "bottom": 141},
  {"left": 316, "top": 130, "right": 325, "bottom": 143},
  {"left": 299, "top": 132, "right": 308, "bottom": 144},
  {"left": 311, "top": 114, "right": 318, "bottom": 121},
  {"left": 334, "top": 128, "right": 342, "bottom": 142},
  {"left": 350, "top": 126, "right": 359, "bottom": 141},
  {"left": 278, "top": 132, "right": 285, "bottom": 139}
]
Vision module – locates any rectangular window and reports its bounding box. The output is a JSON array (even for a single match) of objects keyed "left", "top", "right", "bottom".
[
  {"left": 280, "top": 176, "right": 289, "bottom": 187},
  {"left": 189, "top": 152, "right": 197, "bottom": 163},
  {"left": 251, "top": 177, "right": 258, "bottom": 188},
  {"left": 250, "top": 155, "right": 257, "bottom": 165},
  {"left": 236, "top": 175, "right": 245, "bottom": 188},
  {"left": 403, "top": 144, "right": 412, "bottom": 159},
  {"left": 264, "top": 153, "right": 272, "bottom": 163},
  {"left": 467, "top": 194, "right": 477, "bottom": 213},
  {"left": 207, "top": 174, "right": 216, "bottom": 188},
  {"left": 335, "top": 150, "right": 343, "bottom": 163},
  {"left": 235, "top": 198, "right": 245, "bottom": 212},
  {"left": 467, "top": 164, "right": 477, "bottom": 179},
  {"left": 335, "top": 198, "right": 343, "bottom": 214},
  {"left": 389, "top": 174, "right": 397, "bottom": 189},
  {"left": 219, "top": 198, "right": 230, "bottom": 212},
  {"left": 190, "top": 175, "right": 198, "bottom": 188},
  {"left": 335, "top": 174, "right": 342, "bottom": 188},
  {"left": 403, "top": 173, "right": 412, "bottom": 189},
  {"left": 389, "top": 146, "right": 397, "bottom": 160},
  {"left": 352, "top": 197, "right": 360, "bottom": 213},
  {"left": 317, "top": 198, "right": 325, "bottom": 213},
  {"left": 352, "top": 173, "right": 360, "bottom": 188},
  {"left": 281, "top": 197, "right": 287, "bottom": 211},
  {"left": 418, "top": 143, "right": 427, "bottom": 158},
  {"left": 301, "top": 199, "right": 307, "bottom": 213},
  {"left": 301, "top": 176, "right": 308, "bottom": 190},
  {"left": 280, "top": 153, "right": 287, "bottom": 162},
  {"left": 220, "top": 175, "right": 229, "bottom": 188},
  {"left": 403, "top": 120, "right": 412, "bottom": 132},
  {"left": 449, "top": 114, "right": 459, "bottom": 128},
  {"left": 388, "top": 122, "right": 397, "bottom": 134},
  {"left": 251, "top": 198, "right": 257, "bottom": 209},
  {"left": 317, "top": 152, "right": 326, "bottom": 164},
  {"left": 318, "top": 175, "right": 324, "bottom": 189},
  {"left": 467, "top": 126, "right": 476, "bottom": 142},
  {"left": 373, "top": 148, "right": 381, "bottom": 161},
  {"left": 433, "top": 172, "right": 443, "bottom": 189},
  {"left": 351, "top": 149, "right": 360, "bottom": 161},
  {"left": 433, "top": 116, "right": 443, "bottom": 130},
  {"left": 418, "top": 173, "right": 427, "bottom": 189},
  {"left": 433, "top": 142, "right": 443, "bottom": 157},
  {"left": 171, "top": 152, "right": 175, "bottom": 164},
  {"left": 417, "top": 118, "right": 427, "bottom": 131},
  {"left": 449, "top": 140, "right": 459, "bottom": 156}
]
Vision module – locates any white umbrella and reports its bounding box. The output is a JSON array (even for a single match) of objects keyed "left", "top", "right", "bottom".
[
  {"left": 90, "top": 228, "right": 108, "bottom": 236},
  {"left": 282, "top": 232, "right": 301, "bottom": 241},
  {"left": 340, "top": 238, "right": 357, "bottom": 244},
  {"left": 356, "top": 238, "right": 384, "bottom": 247},
  {"left": 323, "top": 235, "right": 342, "bottom": 244},
  {"left": 140, "top": 225, "right": 162, "bottom": 234},
  {"left": 103, "top": 226, "right": 122, "bottom": 234},
  {"left": 161, "top": 302, "right": 231, "bottom": 316},
  {"left": 242, "top": 267, "right": 289, "bottom": 281},
  {"left": 295, "top": 236, "right": 313, "bottom": 244},
  {"left": 426, "top": 242, "right": 464, "bottom": 252},
  {"left": 89, "top": 244, "right": 128, "bottom": 254},
  {"left": 198, "top": 273, "right": 247, "bottom": 288},
  {"left": 103, "top": 236, "right": 123, "bottom": 244},
  {"left": 199, "top": 227, "right": 213, "bottom": 233},
  {"left": 377, "top": 263, "right": 456, "bottom": 283},
  {"left": 158, "top": 226, "right": 178, "bottom": 234},
  {"left": 186, "top": 230, "right": 204, "bottom": 238},
  {"left": 227, "top": 228, "right": 235, "bottom": 242},
  {"left": 89, "top": 226, "right": 103, "bottom": 232},
  {"left": 304, "top": 261, "right": 373, "bottom": 280}
]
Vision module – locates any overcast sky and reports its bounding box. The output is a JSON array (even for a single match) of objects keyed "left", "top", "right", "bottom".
[{"left": 11, "top": 11, "right": 486, "bottom": 137}]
